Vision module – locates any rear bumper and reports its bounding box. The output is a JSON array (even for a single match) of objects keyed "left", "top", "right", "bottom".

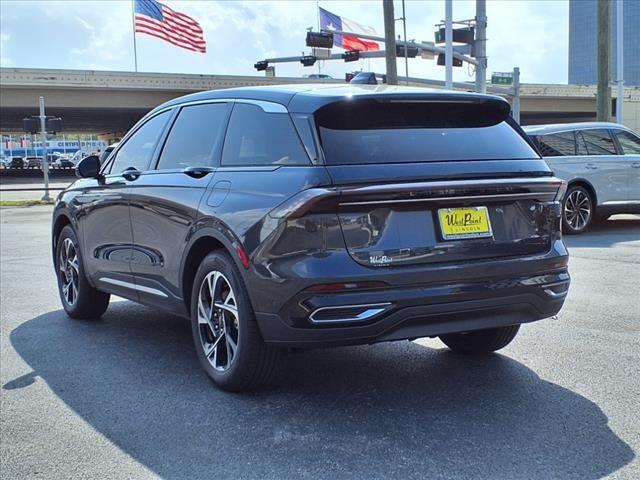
[{"left": 255, "top": 268, "right": 569, "bottom": 348}]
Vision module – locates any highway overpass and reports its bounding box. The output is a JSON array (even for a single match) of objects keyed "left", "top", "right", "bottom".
[{"left": 1, "top": 68, "right": 639, "bottom": 140}]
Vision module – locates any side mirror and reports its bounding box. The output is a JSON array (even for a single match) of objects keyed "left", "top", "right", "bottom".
[{"left": 76, "top": 155, "right": 101, "bottom": 179}]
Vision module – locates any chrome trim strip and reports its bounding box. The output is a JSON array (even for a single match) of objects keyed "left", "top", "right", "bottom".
[
  {"left": 157, "top": 98, "right": 288, "bottom": 114},
  {"left": 309, "top": 302, "right": 392, "bottom": 324},
  {"left": 340, "top": 192, "right": 547, "bottom": 207},
  {"left": 601, "top": 200, "right": 640, "bottom": 205},
  {"left": 99, "top": 277, "right": 168, "bottom": 298},
  {"left": 543, "top": 280, "right": 570, "bottom": 298},
  {"left": 339, "top": 177, "right": 563, "bottom": 196}
]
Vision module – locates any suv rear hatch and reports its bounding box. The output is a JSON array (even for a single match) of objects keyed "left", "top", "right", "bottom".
[{"left": 310, "top": 95, "right": 563, "bottom": 268}]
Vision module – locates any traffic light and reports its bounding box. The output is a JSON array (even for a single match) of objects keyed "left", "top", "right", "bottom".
[
  {"left": 435, "top": 27, "right": 474, "bottom": 45},
  {"left": 396, "top": 44, "right": 419, "bottom": 58},
  {"left": 46, "top": 117, "right": 63, "bottom": 134},
  {"left": 300, "top": 55, "right": 317, "bottom": 67},
  {"left": 306, "top": 31, "right": 334, "bottom": 49},
  {"left": 437, "top": 54, "right": 463, "bottom": 67},
  {"left": 254, "top": 60, "right": 268, "bottom": 71},
  {"left": 23, "top": 117, "right": 39, "bottom": 134},
  {"left": 342, "top": 50, "right": 360, "bottom": 62}
]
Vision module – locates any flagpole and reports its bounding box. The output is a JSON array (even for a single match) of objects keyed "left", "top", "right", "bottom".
[
  {"left": 316, "top": 0, "right": 321, "bottom": 75},
  {"left": 131, "top": 0, "right": 138, "bottom": 72}
]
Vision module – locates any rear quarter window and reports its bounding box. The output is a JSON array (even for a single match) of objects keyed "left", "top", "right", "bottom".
[
  {"left": 221, "top": 103, "right": 310, "bottom": 166},
  {"left": 536, "top": 132, "right": 576, "bottom": 157}
]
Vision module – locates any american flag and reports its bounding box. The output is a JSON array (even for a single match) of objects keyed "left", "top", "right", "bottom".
[{"left": 134, "top": 0, "right": 206, "bottom": 53}]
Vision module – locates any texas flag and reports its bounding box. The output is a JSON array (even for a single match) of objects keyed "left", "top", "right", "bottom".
[{"left": 319, "top": 7, "right": 379, "bottom": 51}]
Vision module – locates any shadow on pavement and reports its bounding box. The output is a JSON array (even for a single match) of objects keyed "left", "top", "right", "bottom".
[
  {"left": 563, "top": 216, "right": 640, "bottom": 249},
  {"left": 8, "top": 302, "right": 635, "bottom": 479}
]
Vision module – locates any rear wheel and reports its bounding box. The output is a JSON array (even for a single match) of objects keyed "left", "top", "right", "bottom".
[
  {"left": 190, "top": 251, "right": 279, "bottom": 392},
  {"left": 56, "top": 225, "right": 110, "bottom": 319},
  {"left": 439, "top": 325, "right": 520, "bottom": 354},
  {"left": 563, "top": 185, "right": 594, "bottom": 234}
]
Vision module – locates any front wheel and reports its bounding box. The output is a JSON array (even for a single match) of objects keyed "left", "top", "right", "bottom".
[
  {"left": 563, "top": 185, "right": 594, "bottom": 234},
  {"left": 190, "top": 251, "right": 280, "bottom": 392},
  {"left": 55, "top": 225, "right": 110, "bottom": 319},
  {"left": 439, "top": 325, "right": 520, "bottom": 354}
]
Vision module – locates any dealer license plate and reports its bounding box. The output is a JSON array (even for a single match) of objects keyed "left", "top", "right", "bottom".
[{"left": 438, "top": 207, "right": 493, "bottom": 240}]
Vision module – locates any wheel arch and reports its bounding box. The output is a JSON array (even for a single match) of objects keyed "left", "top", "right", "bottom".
[
  {"left": 566, "top": 179, "right": 598, "bottom": 207},
  {"left": 52, "top": 212, "right": 72, "bottom": 257},
  {"left": 180, "top": 229, "right": 249, "bottom": 315}
]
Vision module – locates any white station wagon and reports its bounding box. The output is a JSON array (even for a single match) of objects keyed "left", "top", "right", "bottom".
[{"left": 524, "top": 122, "right": 640, "bottom": 233}]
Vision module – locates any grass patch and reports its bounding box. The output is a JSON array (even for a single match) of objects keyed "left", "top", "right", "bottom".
[{"left": 0, "top": 199, "right": 55, "bottom": 207}]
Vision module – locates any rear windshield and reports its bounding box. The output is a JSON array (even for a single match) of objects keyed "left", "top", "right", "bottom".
[{"left": 315, "top": 99, "right": 538, "bottom": 164}]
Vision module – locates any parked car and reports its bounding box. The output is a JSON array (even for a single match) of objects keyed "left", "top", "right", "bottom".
[
  {"left": 26, "top": 156, "right": 43, "bottom": 169},
  {"left": 53, "top": 85, "right": 570, "bottom": 391},
  {"left": 524, "top": 122, "right": 640, "bottom": 233},
  {"left": 98, "top": 143, "right": 118, "bottom": 164},
  {"left": 305, "top": 73, "right": 333, "bottom": 79},
  {"left": 54, "top": 158, "right": 75, "bottom": 169},
  {"left": 8, "top": 156, "right": 25, "bottom": 169}
]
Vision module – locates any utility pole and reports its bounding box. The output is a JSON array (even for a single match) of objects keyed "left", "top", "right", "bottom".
[
  {"left": 597, "top": 0, "right": 611, "bottom": 122},
  {"left": 39, "top": 96, "right": 51, "bottom": 202},
  {"left": 444, "top": 0, "right": 453, "bottom": 88},
  {"left": 475, "top": 0, "right": 487, "bottom": 93},
  {"left": 382, "top": 0, "right": 398, "bottom": 85},
  {"left": 400, "top": 0, "right": 409, "bottom": 85},
  {"left": 616, "top": 0, "right": 624, "bottom": 124},
  {"left": 512, "top": 67, "right": 521, "bottom": 123}
]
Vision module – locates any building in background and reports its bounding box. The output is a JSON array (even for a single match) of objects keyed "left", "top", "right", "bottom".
[{"left": 569, "top": 0, "right": 639, "bottom": 86}]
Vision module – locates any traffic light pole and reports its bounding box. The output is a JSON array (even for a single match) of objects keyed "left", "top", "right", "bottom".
[
  {"left": 323, "top": 30, "right": 479, "bottom": 66},
  {"left": 616, "top": 0, "right": 624, "bottom": 124},
  {"left": 39, "top": 96, "right": 51, "bottom": 202},
  {"left": 596, "top": 0, "right": 611, "bottom": 122},
  {"left": 445, "top": 0, "right": 453, "bottom": 89},
  {"left": 475, "top": 0, "right": 487, "bottom": 94},
  {"left": 382, "top": 0, "right": 398, "bottom": 85},
  {"left": 511, "top": 67, "right": 521, "bottom": 123}
]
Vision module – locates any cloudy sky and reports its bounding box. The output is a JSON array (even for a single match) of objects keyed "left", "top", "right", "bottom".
[{"left": 0, "top": 0, "right": 569, "bottom": 84}]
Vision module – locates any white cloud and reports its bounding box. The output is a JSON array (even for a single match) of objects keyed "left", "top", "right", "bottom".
[{"left": 0, "top": 33, "right": 12, "bottom": 67}]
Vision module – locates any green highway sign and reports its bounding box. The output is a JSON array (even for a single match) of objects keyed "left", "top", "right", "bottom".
[{"left": 491, "top": 73, "right": 513, "bottom": 85}]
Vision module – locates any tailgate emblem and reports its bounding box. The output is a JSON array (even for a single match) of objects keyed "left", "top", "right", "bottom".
[{"left": 369, "top": 254, "right": 391, "bottom": 265}]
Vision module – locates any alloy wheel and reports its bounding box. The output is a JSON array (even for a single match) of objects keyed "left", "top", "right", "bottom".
[
  {"left": 564, "top": 189, "right": 592, "bottom": 231},
  {"left": 59, "top": 237, "right": 79, "bottom": 306},
  {"left": 197, "top": 271, "right": 239, "bottom": 371}
]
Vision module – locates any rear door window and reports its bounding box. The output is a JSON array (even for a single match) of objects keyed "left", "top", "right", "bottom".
[
  {"left": 109, "top": 110, "right": 171, "bottom": 173},
  {"left": 579, "top": 129, "right": 617, "bottom": 156},
  {"left": 157, "top": 103, "right": 230, "bottom": 170},
  {"left": 613, "top": 130, "right": 640, "bottom": 155},
  {"left": 221, "top": 103, "right": 310, "bottom": 166},
  {"left": 536, "top": 132, "right": 576, "bottom": 156},
  {"left": 315, "top": 99, "right": 538, "bottom": 164}
]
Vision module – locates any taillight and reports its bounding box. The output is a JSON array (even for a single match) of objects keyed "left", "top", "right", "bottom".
[{"left": 555, "top": 180, "right": 568, "bottom": 202}]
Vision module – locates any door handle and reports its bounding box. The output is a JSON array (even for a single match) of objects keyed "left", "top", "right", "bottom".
[
  {"left": 585, "top": 164, "right": 598, "bottom": 170},
  {"left": 631, "top": 163, "right": 640, "bottom": 169},
  {"left": 122, "top": 168, "right": 142, "bottom": 181},
  {"left": 183, "top": 166, "right": 215, "bottom": 178}
]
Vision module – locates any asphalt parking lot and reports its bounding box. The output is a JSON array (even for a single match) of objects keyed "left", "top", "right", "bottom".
[{"left": 1, "top": 205, "right": 638, "bottom": 480}]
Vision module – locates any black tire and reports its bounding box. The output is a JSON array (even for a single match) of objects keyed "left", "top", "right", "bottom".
[
  {"left": 190, "top": 251, "right": 280, "bottom": 392},
  {"left": 562, "top": 185, "right": 595, "bottom": 234},
  {"left": 439, "top": 325, "right": 520, "bottom": 354},
  {"left": 55, "top": 225, "right": 110, "bottom": 319}
]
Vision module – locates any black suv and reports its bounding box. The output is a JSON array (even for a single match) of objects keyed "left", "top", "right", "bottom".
[{"left": 52, "top": 85, "right": 570, "bottom": 391}]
